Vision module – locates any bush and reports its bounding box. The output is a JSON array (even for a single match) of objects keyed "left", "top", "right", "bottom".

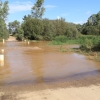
[{"left": 79, "top": 35, "right": 100, "bottom": 51}]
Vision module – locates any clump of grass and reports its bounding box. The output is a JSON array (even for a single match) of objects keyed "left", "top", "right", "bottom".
[
  {"left": 59, "top": 45, "right": 67, "bottom": 52},
  {"left": 59, "top": 45, "right": 72, "bottom": 52},
  {"left": 50, "top": 35, "right": 79, "bottom": 45},
  {"left": 86, "top": 52, "right": 100, "bottom": 62},
  {"left": 50, "top": 35, "right": 68, "bottom": 45}
]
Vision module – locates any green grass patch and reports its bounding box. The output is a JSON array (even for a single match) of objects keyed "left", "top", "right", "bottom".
[
  {"left": 49, "top": 35, "right": 79, "bottom": 45},
  {"left": 49, "top": 35, "right": 100, "bottom": 50},
  {"left": 49, "top": 35, "right": 100, "bottom": 62}
]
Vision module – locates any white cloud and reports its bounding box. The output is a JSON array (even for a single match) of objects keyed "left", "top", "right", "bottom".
[
  {"left": 74, "top": 21, "right": 86, "bottom": 25},
  {"left": 9, "top": 1, "right": 33, "bottom": 13},
  {"left": 9, "top": 1, "right": 57, "bottom": 13},
  {"left": 86, "top": 11, "right": 91, "bottom": 15},
  {"left": 57, "top": 16, "right": 60, "bottom": 20}
]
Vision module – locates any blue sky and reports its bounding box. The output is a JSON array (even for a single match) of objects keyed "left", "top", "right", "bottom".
[{"left": 6, "top": 0, "right": 100, "bottom": 24}]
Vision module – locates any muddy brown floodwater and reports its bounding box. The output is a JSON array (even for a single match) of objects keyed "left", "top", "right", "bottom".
[{"left": 0, "top": 41, "right": 100, "bottom": 91}]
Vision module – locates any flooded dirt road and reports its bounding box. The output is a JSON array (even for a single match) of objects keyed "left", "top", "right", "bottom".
[{"left": 0, "top": 41, "right": 100, "bottom": 88}]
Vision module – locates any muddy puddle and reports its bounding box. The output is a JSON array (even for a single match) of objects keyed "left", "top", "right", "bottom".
[{"left": 0, "top": 41, "right": 100, "bottom": 88}]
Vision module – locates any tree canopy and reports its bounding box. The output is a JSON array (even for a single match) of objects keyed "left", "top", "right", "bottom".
[
  {"left": 0, "top": 0, "right": 9, "bottom": 39},
  {"left": 76, "top": 11, "right": 100, "bottom": 35},
  {"left": 31, "top": 0, "right": 45, "bottom": 19},
  {"left": 8, "top": 20, "right": 20, "bottom": 35}
]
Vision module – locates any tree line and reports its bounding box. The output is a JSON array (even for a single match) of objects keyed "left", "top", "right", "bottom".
[
  {"left": 0, "top": 0, "right": 100, "bottom": 41},
  {"left": 76, "top": 11, "right": 100, "bottom": 35},
  {"left": 7, "top": 0, "right": 80, "bottom": 41}
]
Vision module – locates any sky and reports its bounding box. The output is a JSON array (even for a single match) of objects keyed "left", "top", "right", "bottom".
[{"left": 4, "top": 0, "right": 100, "bottom": 24}]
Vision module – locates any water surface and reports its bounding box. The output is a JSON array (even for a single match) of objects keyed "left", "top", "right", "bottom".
[{"left": 0, "top": 41, "right": 100, "bottom": 86}]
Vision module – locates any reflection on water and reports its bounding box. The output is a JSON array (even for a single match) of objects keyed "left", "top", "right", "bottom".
[
  {"left": 0, "top": 55, "right": 4, "bottom": 67},
  {"left": 0, "top": 60, "right": 4, "bottom": 67},
  {"left": 0, "top": 41, "right": 100, "bottom": 85},
  {"left": 31, "top": 52, "right": 44, "bottom": 83},
  {"left": 0, "top": 44, "right": 11, "bottom": 85}
]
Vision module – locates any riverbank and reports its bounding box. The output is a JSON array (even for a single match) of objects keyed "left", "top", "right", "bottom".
[
  {"left": 0, "top": 85, "right": 100, "bottom": 100},
  {"left": 0, "top": 73, "right": 100, "bottom": 100},
  {"left": 16, "top": 85, "right": 100, "bottom": 100}
]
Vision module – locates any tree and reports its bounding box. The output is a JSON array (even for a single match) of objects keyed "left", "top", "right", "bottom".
[
  {"left": 23, "top": 14, "right": 32, "bottom": 21},
  {"left": 76, "top": 24, "right": 82, "bottom": 33},
  {"left": 16, "top": 26, "right": 24, "bottom": 41},
  {"left": 96, "top": 11, "right": 100, "bottom": 25},
  {"left": 0, "top": 19, "right": 9, "bottom": 39},
  {"left": 53, "top": 18, "right": 67, "bottom": 36},
  {"left": 31, "top": 0, "right": 45, "bottom": 19},
  {"left": 22, "top": 18, "right": 44, "bottom": 40},
  {"left": 42, "top": 18, "right": 56, "bottom": 40},
  {"left": 88, "top": 14, "right": 97, "bottom": 25},
  {"left": 65, "top": 23, "right": 80, "bottom": 39},
  {"left": 0, "top": 0, "right": 9, "bottom": 39},
  {"left": 0, "top": 0, "right": 9, "bottom": 20},
  {"left": 81, "top": 11, "right": 100, "bottom": 35},
  {"left": 8, "top": 20, "right": 20, "bottom": 35}
]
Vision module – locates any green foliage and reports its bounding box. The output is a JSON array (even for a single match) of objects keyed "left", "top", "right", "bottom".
[
  {"left": 50, "top": 35, "right": 100, "bottom": 50},
  {"left": 42, "top": 19, "right": 56, "bottom": 40},
  {"left": 50, "top": 35, "right": 68, "bottom": 45},
  {"left": 31, "top": 0, "right": 45, "bottom": 19},
  {"left": 8, "top": 20, "right": 20, "bottom": 35},
  {"left": 21, "top": 0, "right": 81, "bottom": 41},
  {"left": 76, "top": 24, "right": 82, "bottom": 33},
  {"left": 0, "top": 0, "right": 9, "bottom": 20},
  {"left": 16, "top": 27, "right": 24, "bottom": 41},
  {"left": 0, "top": 19, "right": 8, "bottom": 39},
  {"left": 82, "top": 25, "right": 100, "bottom": 35},
  {"left": 0, "top": 0, "right": 9, "bottom": 39},
  {"left": 65, "top": 23, "right": 80, "bottom": 39},
  {"left": 22, "top": 18, "right": 44, "bottom": 40},
  {"left": 79, "top": 35, "right": 100, "bottom": 51},
  {"left": 55, "top": 35, "right": 67, "bottom": 43},
  {"left": 23, "top": 15, "right": 32, "bottom": 21},
  {"left": 22, "top": 16, "right": 81, "bottom": 41},
  {"left": 80, "top": 38, "right": 93, "bottom": 51},
  {"left": 81, "top": 11, "right": 100, "bottom": 35},
  {"left": 54, "top": 18, "right": 67, "bottom": 36}
]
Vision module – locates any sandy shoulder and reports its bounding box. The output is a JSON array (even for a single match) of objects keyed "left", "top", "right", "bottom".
[{"left": 16, "top": 85, "right": 100, "bottom": 100}]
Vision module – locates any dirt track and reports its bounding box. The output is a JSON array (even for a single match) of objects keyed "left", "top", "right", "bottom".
[
  {"left": 0, "top": 85, "right": 100, "bottom": 100},
  {"left": 6, "top": 36, "right": 17, "bottom": 41}
]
